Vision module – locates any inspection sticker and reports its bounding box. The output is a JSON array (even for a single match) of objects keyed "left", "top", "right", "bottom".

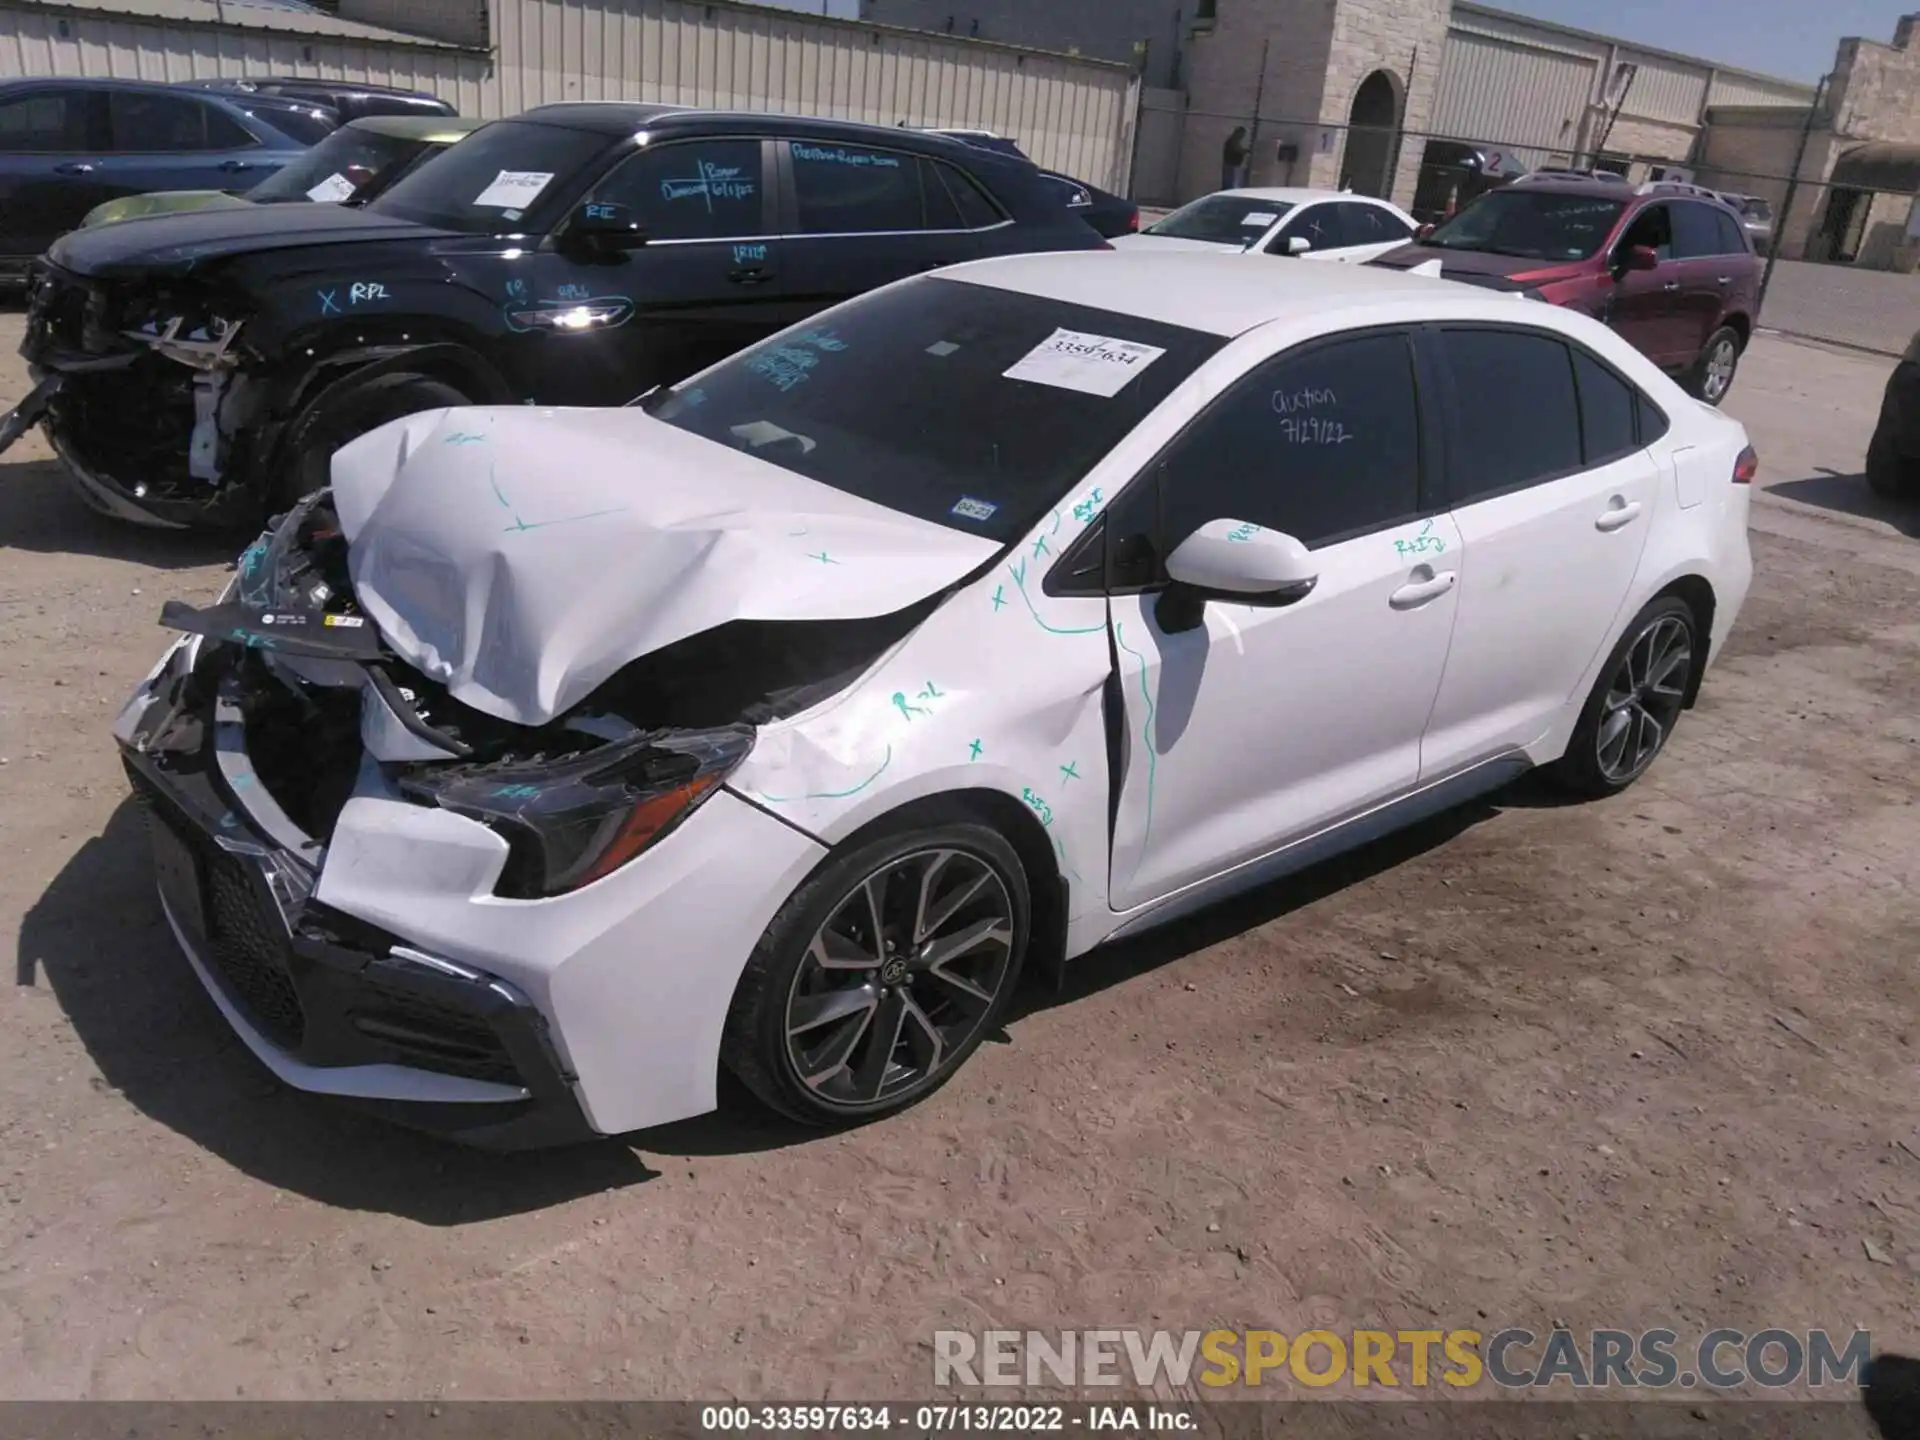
[
  {"left": 322, "top": 614, "right": 366, "bottom": 628},
  {"left": 950, "top": 496, "right": 999, "bottom": 522},
  {"left": 473, "top": 170, "right": 554, "bottom": 209},
  {"left": 1002, "top": 328, "right": 1167, "bottom": 399}
]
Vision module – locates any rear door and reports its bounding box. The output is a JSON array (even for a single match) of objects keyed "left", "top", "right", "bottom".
[
  {"left": 0, "top": 85, "right": 106, "bottom": 261},
  {"left": 99, "top": 90, "right": 271, "bottom": 198},
  {"left": 530, "top": 134, "right": 780, "bottom": 403},
  {"left": 774, "top": 137, "right": 985, "bottom": 318},
  {"left": 1268, "top": 200, "right": 1346, "bottom": 258},
  {"left": 1330, "top": 200, "right": 1417, "bottom": 261},
  {"left": 1418, "top": 326, "right": 1660, "bottom": 775},
  {"left": 1668, "top": 200, "right": 1737, "bottom": 358}
]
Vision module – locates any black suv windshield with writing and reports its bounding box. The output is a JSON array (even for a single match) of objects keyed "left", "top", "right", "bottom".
[
  {"left": 646, "top": 277, "right": 1224, "bottom": 543},
  {"left": 1145, "top": 194, "right": 1294, "bottom": 245},
  {"left": 1426, "top": 190, "right": 1627, "bottom": 260},
  {"left": 369, "top": 120, "right": 612, "bottom": 232}
]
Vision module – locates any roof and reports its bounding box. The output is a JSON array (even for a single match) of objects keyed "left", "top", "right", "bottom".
[
  {"left": 515, "top": 103, "right": 1001, "bottom": 160},
  {"left": 1219, "top": 186, "right": 1398, "bottom": 205},
  {"left": 347, "top": 114, "right": 485, "bottom": 142},
  {"left": 29, "top": 0, "right": 469, "bottom": 50},
  {"left": 935, "top": 250, "right": 1503, "bottom": 339}
]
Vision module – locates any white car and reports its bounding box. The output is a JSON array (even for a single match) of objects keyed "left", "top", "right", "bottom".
[
  {"left": 113, "top": 252, "right": 1754, "bottom": 1146},
  {"left": 1118, "top": 187, "right": 1419, "bottom": 263}
]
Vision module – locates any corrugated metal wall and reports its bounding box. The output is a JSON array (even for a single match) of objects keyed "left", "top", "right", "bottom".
[
  {"left": 1430, "top": 29, "right": 1596, "bottom": 164},
  {"left": 1612, "top": 50, "right": 1708, "bottom": 126},
  {"left": 1708, "top": 71, "right": 1815, "bottom": 109},
  {"left": 473, "top": 0, "right": 1139, "bottom": 191},
  {"left": 0, "top": 2, "right": 494, "bottom": 113}
]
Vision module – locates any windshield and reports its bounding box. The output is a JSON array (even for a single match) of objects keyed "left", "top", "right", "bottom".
[
  {"left": 1424, "top": 189, "right": 1627, "bottom": 260},
  {"left": 247, "top": 126, "right": 428, "bottom": 204},
  {"left": 369, "top": 119, "right": 612, "bottom": 232},
  {"left": 1145, "top": 194, "right": 1293, "bottom": 246},
  {"left": 240, "top": 102, "right": 337, "bottom": 147},
  {"left": 645, "top": 277, "right": 1225, "bottom": 543}
]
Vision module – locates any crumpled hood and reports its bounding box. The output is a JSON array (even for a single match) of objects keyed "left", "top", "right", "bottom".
[
  {"left": 331, "top": 406, "right": 1000, "bottom": 727},
  {"left": 48, "top": 202, "right": 441, "bottom": 278}
]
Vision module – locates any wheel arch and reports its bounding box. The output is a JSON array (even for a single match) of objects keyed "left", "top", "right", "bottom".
[
  {"left": 1719, "top": 312, "right": 1752, "bottom": 347},
  {"left": 1650, "top": 572, "right": 1716, "bottom": 708}
]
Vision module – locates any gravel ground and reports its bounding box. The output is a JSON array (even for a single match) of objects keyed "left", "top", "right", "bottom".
[{"left": 1, "top": 318, "right": 1916, "bottom": 1402}]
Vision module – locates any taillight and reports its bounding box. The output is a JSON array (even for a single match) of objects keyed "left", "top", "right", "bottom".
[
  {"left": 1733, "top": 445, "right": 1757, "bottom": 484},
  {"left": 1128, "top": 210, "right": 1141, "bottom": 232}
]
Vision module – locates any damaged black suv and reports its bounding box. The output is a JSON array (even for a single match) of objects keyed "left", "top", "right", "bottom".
[{"left": 8, "top": 103, "right": 1106, "bottom": 529}]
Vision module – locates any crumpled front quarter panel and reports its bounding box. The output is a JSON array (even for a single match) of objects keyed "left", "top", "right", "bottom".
[{"left": 732, "top": 485, "right": 1121, "bottom": 949}]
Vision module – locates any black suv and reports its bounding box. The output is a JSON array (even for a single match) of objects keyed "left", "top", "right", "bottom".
[{"left": 9, "top": 104, "right": 1107, "bottom": 529}]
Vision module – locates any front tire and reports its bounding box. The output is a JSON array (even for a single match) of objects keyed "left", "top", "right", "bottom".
[
  {"left": 1866, "top": 427, "right": 1916, "bottom": 499},
  {"left": 1549, "top": 596, "right": 1698, "bottom": 797},
  {"left": 272, "top": 372, "right": 471, "bottom": 515},
  {"left": 723, "top": 822, "right": 1030, "bottom": 1126},
  {"left": 1688, "top": 326, "right": 1743, "bottom": 406}
]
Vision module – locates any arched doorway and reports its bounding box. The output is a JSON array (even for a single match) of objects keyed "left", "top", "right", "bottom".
[{"left": 1341, "top": 70, "right": 1403, "bottom": 199}]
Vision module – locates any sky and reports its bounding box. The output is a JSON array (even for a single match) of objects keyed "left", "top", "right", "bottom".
[{"left": 1488, "top": 0, "right": 1909, "bottom": 81}]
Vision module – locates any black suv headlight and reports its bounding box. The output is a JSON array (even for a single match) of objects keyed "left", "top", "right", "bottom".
[{"left": 397, "top": 724, "right": 754, "bottom": 898}]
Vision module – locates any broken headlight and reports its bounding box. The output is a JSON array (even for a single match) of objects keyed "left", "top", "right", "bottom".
[{"left": 396, "top": 724, "right": 755, "bottom": 899}]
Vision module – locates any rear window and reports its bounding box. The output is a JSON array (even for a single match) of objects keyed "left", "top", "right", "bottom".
[
  {"left": 246, "top": 125, "right": 425, "bottom": 203},
  {"left": 1145, "top": 193, "right": 1293, "bottom": 246},
  {"left": 645, "top": 276, "right": 1224, "bottom": 543},
  {"left": 369, "top": 118, "right": 611, "bottom": 231},
  {"left": 1426, "top": 189, "right": 1627, "bottom": 261}
]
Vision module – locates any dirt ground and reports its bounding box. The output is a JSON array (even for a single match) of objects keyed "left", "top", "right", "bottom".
[{"left": 1, "top": 317, "right": 1917, "bottom": 1403}]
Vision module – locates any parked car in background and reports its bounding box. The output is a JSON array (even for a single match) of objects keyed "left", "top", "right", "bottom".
[
  {"left": 1716, "top": 193, "right": 1774, "bottom": 255},
  {"left": 110, "top": 251, "right": 1753, "bottom": 1144},
  {"left": 920, "top": 127, "right": 1139, "bottom": 237},
  {"left": 1122, "top": 187, "right": 1417, "bottom": 263},
  {"left": 0, "top": 77, "right": 322, "bottom": 283},
  {"left": 181, "top": 77, "right": 456, "bottom": 122},
  {"left": 1867, "top": 327, "right": 1920, "bottom": 500},
  {"left": 1408, "top": 139, "right": 1528, "bottom": 224},
  {"left": 79, "top": 116, "right": 484, "bottom": 229},
  {"left": 1372, "top": 175, "right": 1762, "bottom": 404},
  {"left": 4, "top": 104, "right": 1109, "bottom": 530}
]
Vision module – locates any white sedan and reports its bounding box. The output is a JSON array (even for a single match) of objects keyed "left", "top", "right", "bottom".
[
  {"left": 113, "top": 251, "right": 1754, "bottom": 1145},
  {"left": 1116, "top": 187, "right": 1420, "bottom": 263}
]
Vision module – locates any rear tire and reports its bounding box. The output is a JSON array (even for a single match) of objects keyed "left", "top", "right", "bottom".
[
  {"left": 1688, "top": 326, "right": 1743, "bottom": 406},
  {"left": 1866, "top": 427, "right": 1916, "bottom": 499},
  {"left": 1548, "top": 596, "right": 1699, "bottom": 798},
  {"left": 722, "top": 822, "right": 1030, "bottom": 1127},
  {"left": 271, "top": 372, "right": 471, "bottom": 515}
]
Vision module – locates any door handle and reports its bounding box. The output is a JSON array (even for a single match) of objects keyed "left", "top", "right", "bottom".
[
  {"left": 53, "top": 162, "right": 96, "bottom": 176},
  {"left": 1717, "top": 275, "right": 1733, "bottom": 284},
  {"left": 1388, "top": 570, "right": 1456, "bottom": 609},
  {"left": 1595, "top": 500, "right": 1643, "bottom": 532},
  {"left": 727, "top": 267, "right": 772, "bottom": 286},
  {"left": 218, "top": 159, "right": 254, "bottom": 173},
  {"left": 1662, "top": 280, "right": 1680, "bottom": 292}
]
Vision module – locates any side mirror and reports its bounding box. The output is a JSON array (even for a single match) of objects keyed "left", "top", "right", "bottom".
[
  {"left": 565, "top": 200, "right": 648, "bottom": 254},
  {"left": 1621, "top": 244, "right": 1659, "bottom": 273},
  {"left": 1415, "top": 222, "right": 1435, "bottom": 241},
  {"left": 1158, "top": 520, "right": 1317, "bottom": 632},
  {"left": 1285, "top": 235, "right": 1312, "bottom": 256}
]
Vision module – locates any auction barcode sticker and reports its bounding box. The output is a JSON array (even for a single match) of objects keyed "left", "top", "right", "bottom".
[{"left": 1002, "top": 328, "right": 1167, "bottom": 398}]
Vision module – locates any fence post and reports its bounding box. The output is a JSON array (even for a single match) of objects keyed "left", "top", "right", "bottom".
[{"left": 1759, "top": 70, "right": 1829, "bottom": 313}]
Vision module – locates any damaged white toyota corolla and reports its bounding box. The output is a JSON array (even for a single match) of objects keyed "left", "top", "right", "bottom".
[{"left": 112, "top": 251, "right": 1754, "bottom": 1147}]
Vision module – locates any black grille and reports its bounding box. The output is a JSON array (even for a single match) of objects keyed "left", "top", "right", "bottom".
[
  {"left": 202, "top": 853, "right": 307, "bottom": 1048},
  {"left": 348, "top": 980, "right": 520, "bottom": 1085}
]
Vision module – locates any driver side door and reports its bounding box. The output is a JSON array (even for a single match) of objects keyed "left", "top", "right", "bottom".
[
  {"left": 1605, "top": 202, "right": 1688, "bottom": 366},
  {"left": 1102, "top": 329, "right": 1463, "bottom": 910}
]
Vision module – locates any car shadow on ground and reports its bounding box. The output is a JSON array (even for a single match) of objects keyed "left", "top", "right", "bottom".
[
  {"left": 0, "top": 454, "right": 239, "bottom": 567},
  {"left": 1769, "top": 468, "right": 1920, "bottom": 539},
  {"left": 19, "top": 798, "right": 663, "bottom": 1223}
]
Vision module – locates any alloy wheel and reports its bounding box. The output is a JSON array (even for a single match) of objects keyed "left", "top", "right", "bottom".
[
  {"left": 1702, "top": 337, "right": 1738, "bottom": 402},
  {"left": 1596, "top": 614, "right": 1692, "bottom": 784},
  {"left": 782, "top": 848, "right": 1015, "bottom": 1110}
]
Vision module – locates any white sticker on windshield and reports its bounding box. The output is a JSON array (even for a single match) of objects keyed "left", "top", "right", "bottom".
[
  {"left": 1002, "top": 328, "right": 1167, "bottom": 399},
  {"left": 1240, "top": 211, "right": 1280, "bottom": 225},
  {"left": 306, "top": 172, "right": 358, "bottom": 203},
  {"left": 473, "top": 170, "right": 554, "bottom": 209}
]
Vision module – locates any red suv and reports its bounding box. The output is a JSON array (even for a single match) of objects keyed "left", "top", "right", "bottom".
[{"left": 1373, "top": 176, "right": 1762, "bottom": 405}]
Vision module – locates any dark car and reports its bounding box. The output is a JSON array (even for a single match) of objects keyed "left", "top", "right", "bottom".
[
  {"left": 922, "top": 127, "right": 1139, "bottom": 237},
  {"left": 181, "top": 77, "right": 455, "bottom": 123},
  {"left": 4, "top": 104, "right": 1110, "bottom": 530},
  {"left": 1372, "top": 176, "right": 1763, "bottom": 405},
  {"left": 0, "top": 77, "right": 322, "bottom": 282},
  {"left": 1867, "top": 328, "right": 1920, "bottom": 500}
]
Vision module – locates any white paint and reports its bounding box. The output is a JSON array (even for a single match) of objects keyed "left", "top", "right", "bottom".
[
  {"left": 305, "top": 173, "right": 359, "bottom": 203},
  {"left": 472, "top": 169, "right": 554, "bottom": 209},
  {"left": 1113, "top": 188, "right": 1423, "bottom": 266},
  {"left": 1002, "top": 328, "right": 1168, "bottom": 398}
]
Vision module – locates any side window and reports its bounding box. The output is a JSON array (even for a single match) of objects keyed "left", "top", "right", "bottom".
[
  {"left": 1273, "top": 203, "right": 1345, "bottom": 253},
  {"left": 789, "top": 139, "right": 925, "bottom": 233},
  {"left": 1713, "top": 208, "right": 1749, "bottom": 255},
  {"left": 0, "top": 90, "right": 89, "bottom": 153},
  {"left": 934, "top": 161, "right": 1005, "bottom": 228},
  {"left": 1636, "top": 393, "right": 1670, "bottom": 445},
  {"left": 1671, "top": 201, "right": 1728, "bottom": 259},
  {"left": 1570, "top": 347, "right": 1640, "bottom": 466},
  {"left": 203, "top": 104, "right": 260, "bottom": 151},
  {"left": 1617, "top": 203, "right": 1673, "bottom": 262},
  {"left": 1340, "top": 202, "right": 1412, "bottom": 246},
  {"left": 1436, "top": 329, "right": 1583, "bottom": 503},
  {"left": 919, "top": 158, "right": 965, "bottom": 229},
  {"left": 1127, "top": 332, "right": 1423, "bottom": 567},
  {"left": 108, "top": 92, "right": 227, "bottom": 152},
  {"left": 582, "top": 138, "right": 767, "bottom": 241}
]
